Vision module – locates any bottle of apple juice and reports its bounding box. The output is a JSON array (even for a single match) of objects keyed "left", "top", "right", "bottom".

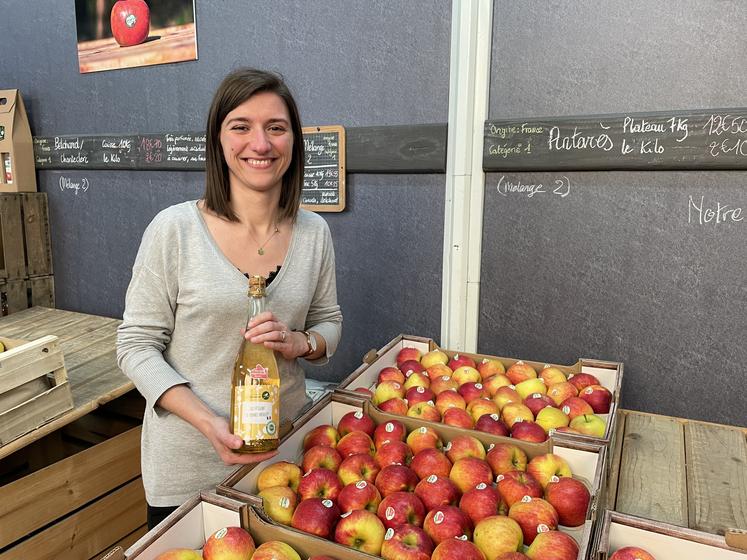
[{"left": 230, "top": 275, "right": 280, "bottom": 453}]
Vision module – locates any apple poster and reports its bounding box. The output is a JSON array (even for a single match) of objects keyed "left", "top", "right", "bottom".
[{"left": 74, "top": 0, "right": 198, "bottom": 74}]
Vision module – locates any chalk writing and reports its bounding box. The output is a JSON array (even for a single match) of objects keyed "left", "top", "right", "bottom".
[
  {"left": 496, "top": 175, "right": 571, "bottom": 198},
  {"left": 688, "top": 195, "right": 743, "bottom": 225},
  {"left": 59, "top": 176, "right": 89, "bottom": 195}
]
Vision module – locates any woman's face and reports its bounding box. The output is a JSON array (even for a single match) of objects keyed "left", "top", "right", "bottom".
[{"left": 220, "top": 91, "right": 294, "bottom": 195}]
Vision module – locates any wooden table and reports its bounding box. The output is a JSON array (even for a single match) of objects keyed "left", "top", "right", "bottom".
[
  {"left": 0, "top": 306, "right": 130, "bottom": 460},
  {"left": 607, "top": 409, "right": 747, "bottom": 536}
]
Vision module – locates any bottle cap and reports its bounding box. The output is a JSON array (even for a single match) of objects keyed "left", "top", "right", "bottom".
[{"left": 248, "top": 275, "right": 267, "bottom": 297}]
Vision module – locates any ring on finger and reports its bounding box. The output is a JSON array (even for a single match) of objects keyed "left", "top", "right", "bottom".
[{"left": 281, "top": 330, "right": 287, "bottom": 342}]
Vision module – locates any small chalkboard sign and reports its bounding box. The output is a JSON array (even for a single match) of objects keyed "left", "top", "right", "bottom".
[{"left": 301, "top": 125, "right": 346, "bottom": 212}]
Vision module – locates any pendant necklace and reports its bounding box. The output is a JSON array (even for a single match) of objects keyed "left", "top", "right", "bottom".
[{"left": 249, "top": 225, "right": 280, "bottom": 256}]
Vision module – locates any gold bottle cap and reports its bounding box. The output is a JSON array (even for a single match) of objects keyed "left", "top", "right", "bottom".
[{"left": 248, "top": 275, "right": 267, "bottom": 297}]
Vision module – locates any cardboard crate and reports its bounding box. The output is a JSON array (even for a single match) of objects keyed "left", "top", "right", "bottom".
[
  {"left": 218, "top": 392, "right": 602, "bottom": 559},
  {"left": 0, "top": 334, "right": 72, "bottom": 446},
  {"left": 0, "top": 90, "right": 37, "bottom": 193},
  {"left": 595, "top": 510, "right": 747, "bottom": 559},
  {"left": 337, "top": 334, "right": 623, "bottom": 450}
]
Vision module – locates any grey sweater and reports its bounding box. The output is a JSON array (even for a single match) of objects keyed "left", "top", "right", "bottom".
[{"left": 116, "top": 201, "right": 342, "bottom": 506}]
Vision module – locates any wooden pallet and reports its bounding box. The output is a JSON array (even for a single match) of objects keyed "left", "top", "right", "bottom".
[
  {"left": 606, "top": 409, "right": 747, "bottom": 536},
  {"left": 0, "top": 193, "right": 52, "bottom": 280}
]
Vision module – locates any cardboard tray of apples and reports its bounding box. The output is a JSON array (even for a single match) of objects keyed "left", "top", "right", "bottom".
[
  {"left": 217, "top": 391, "right": 608, "bottom": 560},
  {"left": 594, "top": 510, "right": 747, "bottom": 560},
  {"left": 111, "top": 490, "right": 373, "bottom": 560},
  {"left": 336, "top": 334, "right": 623, "bottom": 449}
]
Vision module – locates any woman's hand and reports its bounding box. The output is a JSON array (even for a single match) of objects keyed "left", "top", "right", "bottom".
[
  {"left": 204, "top": 415, "right": 279, "bottom": 465},
  {"left": 245, "top": 311, "right": 307, "bottom": 360}
]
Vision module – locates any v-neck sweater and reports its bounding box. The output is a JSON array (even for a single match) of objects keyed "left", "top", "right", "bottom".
[{"left": 116, "top": 201, "right": 342, "bottom": 506}]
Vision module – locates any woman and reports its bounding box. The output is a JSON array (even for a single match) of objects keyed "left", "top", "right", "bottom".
[{"left": 116, "top": 68, "right": 342, "bottom": 528}]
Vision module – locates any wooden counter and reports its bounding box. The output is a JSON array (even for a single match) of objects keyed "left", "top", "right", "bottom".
[{"left": 607, "top": 409, "right": 747, "bottom": 536}]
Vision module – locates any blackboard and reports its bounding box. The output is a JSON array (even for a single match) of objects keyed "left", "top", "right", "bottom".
[
  {"left": 484, "top": 109, "right": 747, "bottom": 171},
  {"left": 301, "top": 125, "right": 345, "bottom": 212}
]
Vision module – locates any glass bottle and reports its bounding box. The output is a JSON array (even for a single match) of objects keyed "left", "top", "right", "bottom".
[{"left": 230, "top": 275, "right": 280, "bottom": 453}]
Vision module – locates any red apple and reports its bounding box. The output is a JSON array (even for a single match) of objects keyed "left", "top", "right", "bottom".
[
  {"left": 303, "top": 424, "right": 339, "bottom": 451},
  {"left": 423, "top": 505, "right": 473, "bottom": 544},
  {"left": 337, "top": 410, "right": 376, "bottom": 437},
  {"left": 432, "top": 537, "right": 487, "bottom": 560},
  {"left": 396, "top": 347, "right": 422, "bottom": 368},
  {"left": 467, "top": 398, "right": 500, "bottom": 422},
  {"left": 459, "top": 483, "right": 505, "bottom": 525},
  {"left": 452, "top": 366, "right": 482, "bottom": 386},
  {"left": 406, "top": 385, "right": 436, "bottom": 407},
  {"left": 508, "top": 497, "right": 559, "bottom": 545},
  {"left": 486, "top": 442, "right": 528, "bottom": 476},
  {"left": 400, "top": 359, "right": 426, "bottom": 377},
  {"left": 435, "top": 389, "right": 467, "bottom": 414},
  {"left": 526, "top": 454, "right": 572, "bottom": 488},
  {"left": 495, "top": 553, "right": 531, "bottom": 560},
  {"left": 374, "top": 381, "right": 406, "bottom": 406},
  {"left": 458, "top": 382, "right": 488, "bottom": 403},
  {"left": 297, "top": 467, "right": 343, "bottom": 502},
  {"left": 449, "top": 457, "right": 493, "bottom": 493},
  {"left": 338, "top": 452, "right": 381, "bottom": 486},
  {"left": 473, "top": 515, "right": 524, "bottom": 558},
  {"left": 448, "top": 353, "right": 477, "bottom": 371},
  {"left": 567, "top": 372, "right": 600, "bottom": 392},
  {"left": 538, "top": 366, "right": 567, "bottom": 386},
  {"left": 501, "top": 402, "right": 535, "bottom": 429},
  {"left": 506, "top": 361, "right": 537, "bottom": 385},
  {"left": 546, "top": 382, "right": 578, "bottom": 407},
  {"left": 475, "top": 413, "right": 510, "bottom": 436},
  {"left": 337, "top": 430, "right": 376, "bottom": 458},
  {"left": 378, "top": 397, "right": 409, "bottom": 415},
  {"left": 410, "top": 447, "right": 453, "bottom": 479},
  {"left": 338, "top": 480, "right": 382, "bottom": 513},
  {"left": 353, "top": 387, "right": 374, "bottom": 398},
  {"left": 445, "top": 435, "right": 486, "bottom": 463},
  {"left": 110, "top": 0, "right": 150, "bottom": 47},
  {"left": 493, "top": 386, "right": 522, "bottom": 410},
  {"left": 579, "top": 384, "right": 612, "bottom": 414},
  {"left": 407, "top": 401, "right": 441, "bottom": 422},
  {"left": 406, "top": 426, "right": 442, "bottom": 454},
  {"left": 415, "top": 474, "right": 461, "bottom": 510},
  {"left": 378, "top": 491, "right": 426, "bottom": 528},
  {"left": 524, "top": 394, "right": 557, "bottom": 417},
  {"left": 510, "top": 420, "right": 548, "bottom": 443},
  {"left": 302, "top": 445, "right": 343, "bottom": 474},
  {"left": 496, "top": 469, "right": 543, "bottom": 507},
  {"left": 544, "top": 476, "right": 590, "bottom": 527},
  {"left": 202, "top": 526, "right": 255, "bottom": 560},
  {"left": 380, "top": 524, "right": 435, "bottom": 560},
  {"left": 609, "top": 546, "right": 657, "bottom": 560},
  {"left": 375, "top": 464, "right": 419, "bottom": 497},
  {"left": 378, "top": 366, "right": 406, "bottom": 385},
  {"left": 155, "top": 550, "right": 202, "bottom": 560},
  {"left": 430, "top": 373, "right": 458, "bottom": 394},
  {"left": 375, "top": 440, "right": 413, "bottom": 469},
  {"left": 290, "top": 498, "right": 340, "bottom": 539},
  {"left": 374, "top": 420, "right": 407, "bottom": 448},
  {"left": 483, "top": 373, "right": 513, "bottom": 396},
  {"left": 403, "top": 372, "right": 431, "bottom": 391},
  {"left": 257, "top": 461, "right": 302, "bottom": 492},
  {"left": 525, "top": 529, "right": 578, "bottom": 560},
  {"left": 559, "top": 396, "right": 594, "bottom": 420},
  {"left": 442, "top": 407, "right": 475, "bottom": 429},
  {"left": 335, "top": 509, "right": 386, "bottom": 555},
  {"left": 477, "top": 357, "right": 506, "bottom": 380}
]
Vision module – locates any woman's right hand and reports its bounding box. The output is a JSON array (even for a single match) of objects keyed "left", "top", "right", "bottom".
[{"left": 205, "top": 415, "right": 279, "bottom": 465}]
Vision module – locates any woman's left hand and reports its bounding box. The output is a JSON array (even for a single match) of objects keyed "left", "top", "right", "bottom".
[{"left": 245, "top": 311, "right": 307, "bottom": 360}]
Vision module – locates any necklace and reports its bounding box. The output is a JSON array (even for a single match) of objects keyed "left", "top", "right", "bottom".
[{"left": 248, "top": 225, "right": 280, "bottom": 256}]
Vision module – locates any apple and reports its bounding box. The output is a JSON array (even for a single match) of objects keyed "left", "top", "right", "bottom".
[
  {"left": 400, "top": 359, "right": 426, "bottom": 376},
  {"left": 251, "top": 541, "right": 301, "bottom": 560},
  {"left": 375, "top": 464, "right": 419, "bottom": 496},
  {"left": 432, "top": 537, "right": 487, "bottom": 560},
  {"left": 515, "top": 378, "right": 547, "bottom": 400},
  {"left": 435, "top": 389, "right": 467, "bottom": 414},
  {"left": 538, "top": 366, "right": 567, "bottom": 386},
  {"left": 442, "top": 407, "right": 475, "bottom": 428},
  {"left": 449, "top": 353, "right": 477, "bottom": 371},
  {"left": 467, "top": 398, "right": 500, "bottom": 422},
  {"left": 337, "top": 430, "right": 376, "bottom": 458},
  {"left": 496, "top": 469, "right": 543, "bottom": 507},
  {"left": 338, "top": 480, "right": 382, "bottom": 513},
  {"left": 460, "top": 482, "right": 505, "bottom": 525},
  {"left": 378, "top": 366, "right": 406, "bottom": 385},
  {"left": 579, "top": 384, "right": 612, "bottom": 414},
  {"left": 407, "top": 401, "right": 442, "bottom": 422},
  {"left": 495, "top": 553, "right": 531, "bottom": 560},
  {"left": 487, "top": 443, "right": 528, "bottom": 475},
  {"left": 406, "top": 386, "right": 436, "bottom": 407},
  {"left": 544, "top": 476, "right": 590, "bottom": 527},
  {"left": 110, "top": 0, "right": 150, "bottom": 47},
  {"left": 508, "top": 497, "right": 559, "bottom": 545},
  {"left": 475, "top": 413, "right": 510, "bottom": 436},
  {"left": 410, "top": 447, "right": 453, "bottom": 479},
  {"left": 335, "top": 509, "right": 386, "bottom": 555},
  {"left": 403, "top": 372, "right": 431, "bottom": 391},
  {"left": 302, "top": 424, "right": 339, "bottom": 451},
  {"left": 380, "top": 524, "right": 435, "bottom": 560},
  {"left": 423, "top": 505, "right": 473, "bottom": 544},
  {"left": 415, "top": 474, "right": 461, "bottom": 510},
  {"left": 452, "top": 366, "right": 482, "bottom": 386},
  {"left": 375, "top": 440, "right": 413, "bottom": 469},
  {"left": 473, "top": 515, "right": 524, "bottom": 558},
  {"left": 567, "top": 372, "right": 600, "bottom": 393},
  {"left": 422, "top": 348, "right": 449, "bottom": 368},
  {"left": 445, "top": 434, "right": 486, "bottom": 462},
  {"left": 527, "top": 454, "right": 572, "bottom": 488},
  {"left": 337, "top": 410, "right": 376, "bottom": 437},
  {"left": 559, "top": 396, "right": 594, "bottom": 420},
  {"left": 510, "top": 420, "right": 548, "bottom": 442},
  {"left": 430, "top": 373, "right": 458, "bottom": 394},
  {"left": 291, "top": 498, "right": 340, "bottom": 538},
  {"left": 374, "top": 380, "right": 406, "bottom": 406},
  {"left": 374, "top": 420, "right": 407, "bottom": 449},
  {"left": 298, "top": 467, "right": 343, "bottom": 502},
  {"left": 525, "top": 529, "right": 578, "bottom": 560},
  {"left": 493, "top": 386, "right": 522, "bottom": 410},
  {"left": 378, "top": 490, "right": 426, "bottom": 528},
  {"left": 458, "top": 382, "right": 488, "bottom": 403},
  {"left": 609, "top": 546, "right": 657, "bottom": 560},
  {"left": 257, "top": 461, "right": 302, "bottom": 492},
  {"left": 155, "top": 550, "right": 201, "bottom": 560},
  {"left": 524, "top": 394, "right": 556, "bottom": 417},
  {"left": 302, "top": 445, "right": 343, "bottom": 474},
  {"left": 477, "top": 357, "right": 506, "bottom": 380},
  {"left": 308, "top": 557, "right": 337, "bottom": 560},
  {"left": 449, "top": 457, "right": 493, "bottom": 493},
  {"left": 379, "top": 397, "right": 409, "bottom": 415},
  {"left": 353, "top": 387, "right": 374, "bottom": 398},
  {"left": 483, "top": 373, "right": 513, "bottom": 396},
  {"left": 406, "top": 426, "right": 443, "bottom": 454},
  {"left": 396, "top": 346, "right": 423, "bottom": 367},
  {"left": 569, "top": 413, "right": 606, "bottom": 437},
  {"left": 546, "top": 382, "right": 578, "bottom": 406},
  {"left": 202, "top": 526, "right": 254, "bottom": 560},
  {"left": 501, "top": 402, "right": 535, "bottom": 429},
  {"left": 506, "top": 361, "right": 537, "bottom": 385},
  {"left": 338, "top": 452, "right": 381, "bottom": 486},
  {"left": 258, "top": 485, "right": 297, "bottom": 525},
  {"left": 535, "top": 407, "right": 570, "bottom": 434}
]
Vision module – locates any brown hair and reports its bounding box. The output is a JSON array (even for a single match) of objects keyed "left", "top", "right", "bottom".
[{"left": 203, "top": 68, "right": 304, "bottom": 222}]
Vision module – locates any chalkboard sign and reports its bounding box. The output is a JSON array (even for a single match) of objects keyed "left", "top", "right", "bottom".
[
  {"left": 484, "top": 108, "right": 747, "bottom": 171},
  {"left": 301, "top": 125, "right": 346, "bottom": 212}
]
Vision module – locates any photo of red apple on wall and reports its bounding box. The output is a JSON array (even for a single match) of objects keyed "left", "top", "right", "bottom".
[{"left": 74, "top": 0, "right": 197, "bottom": 74}]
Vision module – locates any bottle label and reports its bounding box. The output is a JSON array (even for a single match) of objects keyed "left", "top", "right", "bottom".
[
  {"left": 250, "top": 364, "right": 269, "bottom": 380},
  {"left": 233, "top": 379, "right": 280, "bottom": 441}
]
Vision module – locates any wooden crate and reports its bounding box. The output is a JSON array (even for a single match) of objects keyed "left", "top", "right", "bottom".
[
  {"left": 0, "top": 195, "right": 25, "bottom": 280},
  {"left": 0, "top": 275, "right": 55, "bottom": 316},
  {"left": 0, "top": 397, "right": 146, "bottom": 560},
  {"left": 0, "top": 335, "right": 72, "bottom": 446},
  {"left": 0, "top": 193, "right": 52, "bottom": 281}
]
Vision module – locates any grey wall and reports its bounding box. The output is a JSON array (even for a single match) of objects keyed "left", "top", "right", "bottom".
[
  {"left": 482, "top": 1, "right": 747, "bottom": 425},
  {"left": 0, "top": 1, "right": 450, "bottom": 381}
]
